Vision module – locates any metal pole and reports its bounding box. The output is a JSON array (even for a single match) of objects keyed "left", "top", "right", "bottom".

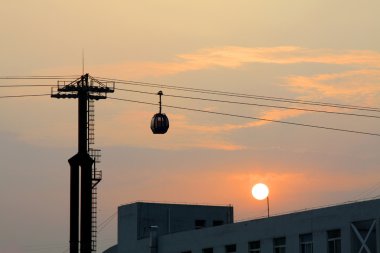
[
  {"left": 158, "top": 91, "right": 163, "bottom": 114},
  {"left": 267, "top": 197, "right": 270, "bottom": 218},
  {"left": 78, "top": 75, "right": 93, "bottom": 253},
  {"left": 69, "top": 156, "right": 79, "bottom": 253},
  {"left": 78, "top": 75, "right": 88, "bottom": 155},
  {"left": 80, "top": 155, "right": 93, "bottom": 253}
]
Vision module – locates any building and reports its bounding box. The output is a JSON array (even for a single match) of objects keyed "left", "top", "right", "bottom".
[{"left": 104, "top": 198, "right": 380, "bottom": 253}]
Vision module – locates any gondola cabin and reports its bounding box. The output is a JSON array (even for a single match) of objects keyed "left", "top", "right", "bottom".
[
  {"left": 151, "top": 91, "right": 169, "bottom": 134},
  {"left": 151, "top": 113, "right": 169, "bottom": 134}
]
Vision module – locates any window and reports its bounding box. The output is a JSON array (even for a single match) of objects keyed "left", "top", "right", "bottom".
[
  {"left": 300, "top": 233, "right": 313, "bottom": 253},
  {"left": 249, "top": 240, "right": 260, "bottom": 253},
  {"left": 351, "top": 220, "right": 377, "bottom": 253},
  {"left": 195, "top": 219, "right": 206, "bottom": 229},
  {"left": 225, "top": 244, "right": 237, "bottom": 253},
  {"left": 273, "top": 237, "right": 286, "bottom": 253},
  {"left": 202, "top": 248, "right": 213, "bottom": 253},
  {"left": 327, "top": 229, "right": 341, "bottom": 253},
  {"left": 213, "top": 220, "right": 224, "bottom": 226}
]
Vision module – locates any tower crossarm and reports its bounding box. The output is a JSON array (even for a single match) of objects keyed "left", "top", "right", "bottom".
[{"left": 51, "top": 74, "right": 115, "bottom": 99}]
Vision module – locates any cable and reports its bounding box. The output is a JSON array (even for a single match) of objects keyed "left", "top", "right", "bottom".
[
  {"left": 352, "top": 181, "right": 380, "bottom": 200},
  {"left": 98, "top": 212, "right": 117, "bottom": 233},
  {"left": 60, "top": 247, "right": 69, "bottom": 253},
  {"left": 0, "top": 75, "right": 78, "bottom": 80},
  {"left": 0, "top": 94, "right": 50, "bottom": 99},
  {"left": 0, "top": 84, "right": 53, "bottom": 88},
  {"left": 95, "top": 76, "right": 380, "bottom": 112},
  {"left": 31, "top": 212, "right": 117, "bottom": 253},
  {"left": 108, "top": 96, "right": 380, "bottom": 137},
  {"left": 2, "top": 74, "right": 379, "bottom": 113},
  {"left": 115, "top": 87, "right": 380, "bottom": 119}
]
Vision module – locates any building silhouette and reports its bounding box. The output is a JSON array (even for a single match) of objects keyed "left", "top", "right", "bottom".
[{"left": 104, "top": 199, "right": 380, "bottom": 253}]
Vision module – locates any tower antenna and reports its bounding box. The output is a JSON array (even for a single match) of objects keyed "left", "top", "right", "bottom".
[{"left": 82, "top": 49, "right": 85, "bottom": 75}]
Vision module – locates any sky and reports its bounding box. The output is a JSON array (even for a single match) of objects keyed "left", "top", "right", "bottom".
[{"left": 1, "top": 1, "right": 380, "bottom": 252}]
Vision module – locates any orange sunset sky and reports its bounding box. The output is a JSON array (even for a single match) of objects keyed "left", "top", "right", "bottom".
[{"left": 1, "top": 1, "right": 380, "bottom": 253}]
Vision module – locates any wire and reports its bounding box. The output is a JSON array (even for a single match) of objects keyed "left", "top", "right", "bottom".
[
  {"left": 60, "top": 247, "right": 69, "bottom": 253},
  {"left": 108, "top": 96, "right": 380, "bottom": 137},
  {"left": 0, "top": 76, "right": 378, "bottom": 135},
  {"left": 115, "top": 87, "right": 380, "bottom": 119},
  {"left": 0, "top": 94, "right": 50, "bottom": 99},
  {"left": 0, "top": 84, "right": 53, "bottom": 88},
  {"left": 0, "top": 75, "right": 78, "bottom": 80},
  {"left": 95, "top": 76, "right": 380, "bottom": 113},
  {"left": 30, "top": 212, "right": 117, "bottom": 253},
  {"left": 98, "top": 212, "right": 117, "bottom": 233},
  {"left": 352, "top": 181, "right": 380, "bottom": 200},
  {"left": 2, "top": 74, "right": 379, "bottom": 113}
]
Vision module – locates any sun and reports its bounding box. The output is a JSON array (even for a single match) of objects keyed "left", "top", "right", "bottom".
[{"left": 251, "top": 183, "right": 269, "bottom": 200}]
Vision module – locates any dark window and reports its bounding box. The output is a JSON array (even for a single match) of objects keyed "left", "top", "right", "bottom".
[
  {"left": 273, "top": 237, "right": 286, "bottom": 253},
  {"left": 202, "top": 248, "right": 213, "bottom": 253},
  {"left": 195, "top": 219, "right": 206, "bottom": 229},
  {"left": 327, "top": 229, "right": 341, "bottom": 253},
  {"left": 225, "top": 244, "right": 237, "bottom": 253},
  {"left": 351, "top": 220, "right": 377, "bottom": 253},
  {"left": 300, "top": 233, "right": 313, "bottom": 253},
  {"left": 213, "top": 220, "right": 224, "bottom": 226},
  {"left": 249, "top": 240, "right": 260, "bottom": 253}
]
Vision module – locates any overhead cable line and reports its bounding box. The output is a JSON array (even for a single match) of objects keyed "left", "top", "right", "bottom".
[
  {"left": 115, "top": 87, "right": 380, "bottom": 119},
  {"left": 0, "top": 94, "right": 50, "bottom": 99},
  {"left": 95, "top": 76, "right": 380, "bottom": 113},
  {"left": 60, "top": 247, "right": 69, "bottom": 253},
  {"left": 0, "top": 84, "right": 53, "bottom": 88},
  {"left": 98, "top": 211, "right": 117, "bottom": 233},
  {"left": 108, "top": 96, "right": 380, "bottom": 137},
  {"left": 36, "top": 211, "right": 117, "bottom": 253},
  {"left": 2, "top": 75, "right": 379, "bottom": 112},
  {"left": 0, "top": 75, "right": 79, "bottom": 80},
  {"left": 353, "top": 182, "right": 380, "bottom": 201}
]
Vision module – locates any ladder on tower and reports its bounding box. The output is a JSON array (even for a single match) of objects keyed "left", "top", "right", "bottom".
[
  {"left": 90, "top": 148, "right": 102, "bottom": 252},
  {"left": 88, "top": 100, "right": 95, "bottom": 146},
  {"left": 88, "top": 99, "right": 102, "bottom": 252}
]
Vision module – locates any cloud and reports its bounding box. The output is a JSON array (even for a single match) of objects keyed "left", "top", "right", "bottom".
[
  {"left": 38, "top": 46, "right": 380, "bottom": 79},
  {"left": 31, "top": 46, "right": 380, "bottom": 148},
  {"left": 176, "top": 108, "right": 306, "bottom": 132},
  {"left": 95, "top": 106, "right": 246, "bottom": 151},
  {"left": 175, "top": 46, "right": 380, "bottom": 68},
  {"left": 285, "top": 69, "right": 380, "bottom": 104},
  {"left": 236, "top": 109, "right": 306, "bottom": 128},
  {"left": 135, "top": 47, "right": 380, "bottom": 77}
]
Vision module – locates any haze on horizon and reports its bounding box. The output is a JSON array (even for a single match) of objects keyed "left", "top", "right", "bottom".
[{"left": 0, "top": 1, "right": 380, "bottom": 253}]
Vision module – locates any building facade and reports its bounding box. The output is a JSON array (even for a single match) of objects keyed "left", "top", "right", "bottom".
[{"left": 104, "top": 199, "right": 380, "bottom": 253}]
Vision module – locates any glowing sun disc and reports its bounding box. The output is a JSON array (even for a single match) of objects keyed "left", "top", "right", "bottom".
[{"left": 252, "top": 183, "right": 269, "bottom": 200}]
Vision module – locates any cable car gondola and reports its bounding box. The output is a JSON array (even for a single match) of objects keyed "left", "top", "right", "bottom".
[{"left": 151, "top": 91, "right": 169, "bottom": 134}]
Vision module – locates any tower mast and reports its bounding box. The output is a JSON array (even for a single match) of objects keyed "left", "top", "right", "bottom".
[{"left": 52, "top": 74, "right": 114, "bottom": 253}]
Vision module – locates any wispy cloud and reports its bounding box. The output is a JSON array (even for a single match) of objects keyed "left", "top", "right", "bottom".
[
  {"left": 95, "top": 107, "right": 246, "bottom": 151},
  {"left": 94, "top": 46, "right": 380, "bottom": 78},
  {"left": 39, "top": 46, "right": 380, "bottom": 79},
  {"left": 285, "top": 69, "right": 380, "bottom": 104},
  {"left": 153, "top": 108, "right": 305, "bottom": 134},
  {"left": 33, "top": 46, "right": 380, "bottom": 148}
]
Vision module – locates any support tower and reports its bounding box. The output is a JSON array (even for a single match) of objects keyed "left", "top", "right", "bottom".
[{"left": 51, "top": 74, "right": 114, "bottom": 253}]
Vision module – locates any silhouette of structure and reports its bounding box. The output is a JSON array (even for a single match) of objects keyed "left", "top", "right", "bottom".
[
  {"left": 104, "top": 199, "right": 380, "bottom": 253},
  {"left": 52, "top": 74, "right": 114, "bottom": 253},
  {"left": 151, "top": 91, "right": 169, "bottom": 134}
]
